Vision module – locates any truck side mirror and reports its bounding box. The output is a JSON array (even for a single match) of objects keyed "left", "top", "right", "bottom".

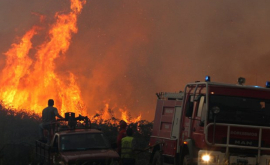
[
  {"left": 185, "top": 96, "right": 194, "bottom": 117},
  {"left": 185, "top": 102, "right": 194, "bottom": 117},
  {"left": 211, "top": 106, "right": 220, "bottom": 115}
]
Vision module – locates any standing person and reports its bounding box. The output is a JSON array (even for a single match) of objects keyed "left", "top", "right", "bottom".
[
  {"left": 121, "top": 128, "right": 136, "bottom": 165},
  {"left": 39, "top": 99, "right": 64, "bottom": 143},
  {"left": 117, "top": 120, "right": 127, "bottom": 156}
]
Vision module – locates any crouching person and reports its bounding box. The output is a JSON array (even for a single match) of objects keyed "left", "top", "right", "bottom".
[{"left": 121, "top": 128, "right": 136, "bottom": 165}]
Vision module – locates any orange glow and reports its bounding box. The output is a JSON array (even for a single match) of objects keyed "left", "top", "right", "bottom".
[{"left": 0, "top": 0, "right": 87, "bottom": 116}]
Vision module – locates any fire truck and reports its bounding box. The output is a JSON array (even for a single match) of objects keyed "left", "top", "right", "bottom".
[
  {"left": 149, "top": 76, "right": 270, "bottom": 165},
  {"left": 36, "top": 112, "right": 119, "bottom": 165}
]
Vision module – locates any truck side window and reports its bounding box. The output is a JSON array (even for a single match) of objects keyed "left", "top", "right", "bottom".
[
  {"left": 53, "top": 135, "right": 58, "bottom": 148},
  {"left": 197, "top": 96, "right": 205, "bottom": 117}
]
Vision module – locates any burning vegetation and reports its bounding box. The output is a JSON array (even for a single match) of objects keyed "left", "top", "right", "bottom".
[
  {"left": 0, "top": 0, "right": 86, "bottom": 116},
  {"left": 91, "top": 104, "right": 141, "bottom": 124},
  {"left": 0, "top": 0, "right": 141, "bottom": 123}
]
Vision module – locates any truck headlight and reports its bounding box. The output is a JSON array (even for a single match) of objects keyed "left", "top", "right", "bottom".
[
  {"left": 198, "top": 150, "right": 224, "bottom": 164},
  {"left": 200, "top": 154, "right": 218, "bottom": 163},
  {"left": 202, "top": 154, "right": 211, "bottom": 162}
]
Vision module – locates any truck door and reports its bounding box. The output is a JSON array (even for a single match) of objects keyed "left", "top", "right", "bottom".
[
  {"left": 171, "top": 106, "right": 182, "bottom": 152},
  {"left": 183, "top": 85, "right": 206, "bottom": 140},
  {"left": 183, "top": 94, "right": 194, "bottom": 140},
  {"left": 192, "top": 95, "right": 206, "bottom": 145}
]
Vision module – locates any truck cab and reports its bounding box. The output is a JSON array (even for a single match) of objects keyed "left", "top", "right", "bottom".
[{"left": 149, "top": 77, "right": 270, "bottom": 165}]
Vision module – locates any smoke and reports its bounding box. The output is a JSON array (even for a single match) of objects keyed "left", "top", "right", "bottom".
[{"left": 1, "top": 0, "right": 270, "bottom": 121}]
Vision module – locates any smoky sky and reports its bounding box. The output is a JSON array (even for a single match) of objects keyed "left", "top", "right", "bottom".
[{"left": 1, "top": 0, "right": 270, "bottom": 121}]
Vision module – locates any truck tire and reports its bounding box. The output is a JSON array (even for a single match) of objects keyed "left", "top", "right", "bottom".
[{"left": 152, "top": 151, "right": 163, "bottom": 165}]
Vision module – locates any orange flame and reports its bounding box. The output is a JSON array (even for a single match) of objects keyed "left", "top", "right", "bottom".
[
  {"left": 0, "top": 0, "right": 142, "bottom": 123},
  {"left": 0, "top": 26, "right": 37, "bottom": 105},
  {"left": 120, "top": 108, "right": 142, "bottom": 124},
  {"left": 90, "top": 104, "right": 141, "bottom": 124},
  {"left": 0, "top": 0, "right": 86, "bottom": 116}
]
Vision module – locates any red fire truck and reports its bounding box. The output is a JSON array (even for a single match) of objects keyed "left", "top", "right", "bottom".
[{"left": 149, "top": 76, "right": 270, "bottom": 165}]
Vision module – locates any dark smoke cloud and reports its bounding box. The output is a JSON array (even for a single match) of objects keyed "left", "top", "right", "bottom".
[{"left": 1, "top": 0, "right": 270, "bottom": 121}]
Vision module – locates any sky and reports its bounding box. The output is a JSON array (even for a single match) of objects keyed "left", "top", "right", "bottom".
[{"left": 0, "top": 0, "right": 270, "bottom": 121}]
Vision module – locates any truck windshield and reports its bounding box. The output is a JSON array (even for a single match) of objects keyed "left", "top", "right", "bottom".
[
  {"left": 208, "top": 95, "right": 270, "bottom": 126},
  {"left": 60, "top": 133, "right": 110, "bottom": 151}
]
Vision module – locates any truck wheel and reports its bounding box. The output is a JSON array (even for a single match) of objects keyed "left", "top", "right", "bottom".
[{"left": 152, "top": 151, "right": 163, "bottom": 165}]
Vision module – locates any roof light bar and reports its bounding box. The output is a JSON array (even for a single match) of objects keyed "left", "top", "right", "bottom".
[
  {"left": 205, "top": 76, "right": 211, "bottom": 82},
  {"left": 266, "top": 81, "right": 270, "bottom": 88}
]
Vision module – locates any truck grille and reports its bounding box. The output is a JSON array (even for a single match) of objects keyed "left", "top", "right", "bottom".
[
  {"left": 228, "top": 138, "right": 262, "bottom": 147},
  {"left": 206, "top": 123, "right": 270, "bottom": 149}
]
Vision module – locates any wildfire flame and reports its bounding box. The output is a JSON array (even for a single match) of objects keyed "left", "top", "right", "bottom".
[
  {"left": 0, "top": 0, "right": 86, "bottom": 116},
  {"left": 91, "top": 104, "right": 141, "bottom": 124},
  {"left": 0, "top": 0, "right": 142, "bottom": 123},
  {"left": 120, "top": 108, "right": 142, "bottom": 124}
]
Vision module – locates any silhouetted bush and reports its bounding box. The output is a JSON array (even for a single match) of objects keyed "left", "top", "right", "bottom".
[
  {"left": 0, "top": 105, "right": 40, "bottom": 165},
  {"left": 0, "top": 104, "right": 153, "bottom": 165}
]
